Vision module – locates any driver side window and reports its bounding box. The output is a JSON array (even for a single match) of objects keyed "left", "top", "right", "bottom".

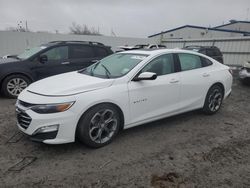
[
  {"left": 41, "top": 46, "right": 68, "bottom": 61},
  {"left": 141, "top": 54, "right": 175, "bottom": 76}
]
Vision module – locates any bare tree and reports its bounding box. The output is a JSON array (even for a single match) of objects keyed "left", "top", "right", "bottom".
[{"left": 69, "top": 22, "right": 101, "bottom": 35}]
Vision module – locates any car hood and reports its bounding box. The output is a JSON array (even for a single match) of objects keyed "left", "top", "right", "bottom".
[
  {"left": 0, "top": 57, "right": 20, "bottom": 64},
  {"left": 27, "top": 72, "right": 114, "bottom": 96}
]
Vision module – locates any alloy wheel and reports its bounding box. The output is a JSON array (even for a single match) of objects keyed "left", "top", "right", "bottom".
[
  {"left": 6, "top": 78, "right": 28, "bottom": 97},
  {"left": 208, "top": 89, "right": 222, "bottom": 112},
  {"left": 89, "top": 109, "right": 118, "bottom": 144}
]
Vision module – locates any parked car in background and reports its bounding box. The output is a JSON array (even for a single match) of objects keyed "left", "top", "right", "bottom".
[
  {"left": 16, "top": 49, "right": 232, "bottom": 148},
  {"left": 117, "top": 44, "right": 166, "bottom": 51},
  {"left": 239, "top": 60, "right": 250, "bottom": 85},
  {"left": 183, "top": 45, "right": 224, "bottom": 64},
  {"left": 0, "top": 41, "right": 113, "bottom": 98}
]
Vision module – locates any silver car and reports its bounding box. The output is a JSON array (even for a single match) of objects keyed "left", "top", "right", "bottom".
[{"left": 239, "top": 61, "right": 250, "bottom": 85}]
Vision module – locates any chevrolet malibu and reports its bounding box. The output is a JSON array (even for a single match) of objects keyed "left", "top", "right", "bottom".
[{"left": 16, "top": 49, "right": 232, "bottom": 148}]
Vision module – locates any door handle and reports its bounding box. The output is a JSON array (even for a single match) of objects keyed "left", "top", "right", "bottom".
[
  {"left": 202, "top": 73, "right": 210, "bottom": 77},
  {"left": 61, "top": 62, "right": 70, "bottom": 65},
  {"left": 169, "top": 79, "right": 179, "bottom": 83}
]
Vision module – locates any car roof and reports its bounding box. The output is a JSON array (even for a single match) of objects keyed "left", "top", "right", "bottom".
[
  {"left": 40, "top": 41, "right": 107, "bottom": 47},
  {"left": 184, "top": 45, "right": 219, "bottom": 49},
  {"left": 118, "top": 48, "right": 201, "bottom": 56}
]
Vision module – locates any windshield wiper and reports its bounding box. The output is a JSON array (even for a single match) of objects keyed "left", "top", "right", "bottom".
[
  {"left": 101, "top": 64, "right": 111, "bottom": 78},
  {"left": 90, "top": 61, "right": 100, "bottom": 76}
]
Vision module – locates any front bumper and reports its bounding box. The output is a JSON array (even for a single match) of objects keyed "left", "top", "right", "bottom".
[
  {"left": 15, "top": 90, "right": 80, "bottom": 144},
  {"left": 16, "top": 104, "right": 78, "bottom": 144}
]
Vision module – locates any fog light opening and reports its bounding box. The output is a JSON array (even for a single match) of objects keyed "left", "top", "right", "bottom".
[{"left": 33, "top": 124, "right": 59, "bottom": 135}]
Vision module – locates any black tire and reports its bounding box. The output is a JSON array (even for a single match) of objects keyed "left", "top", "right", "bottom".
[
  {"left": 1, "top": 74, "right": 31, "bottom": 98},
  {"left": 76, "top": 104, "right": 121, "bottom": 148},
  {"left": 203, "top": 85, "right": 224, "bottom": 115}
]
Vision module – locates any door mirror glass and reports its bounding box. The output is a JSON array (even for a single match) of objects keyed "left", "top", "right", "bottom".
[
  {"left": 134, "top": 72, "right": 157, "bottom": 81},
  {"left": 39, "top": 55, "right": 48, "bottom": 64}
]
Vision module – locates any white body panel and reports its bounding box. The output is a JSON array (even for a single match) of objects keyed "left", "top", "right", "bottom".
[{"left": 17, "top": 49, "right": 233, "bottom": 144}]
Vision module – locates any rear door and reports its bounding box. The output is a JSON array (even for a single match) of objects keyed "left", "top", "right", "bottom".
[
  {"left": 93, "top": 46, "right": 111, "bottom": 59},
  {"left": 177, "top": 53, "right": 213, "bottom": 111},
  {"left": 68, "top": 44, "right": 98, "bottom": 71}
]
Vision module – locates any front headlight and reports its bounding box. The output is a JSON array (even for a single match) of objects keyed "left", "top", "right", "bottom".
[{"left": 30, "top": 102, "right": 75, "bottom": 114}]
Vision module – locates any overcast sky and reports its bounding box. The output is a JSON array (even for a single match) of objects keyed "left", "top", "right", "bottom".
[{"left": 0, "top": 0, "right": 249, "bottom": 38}]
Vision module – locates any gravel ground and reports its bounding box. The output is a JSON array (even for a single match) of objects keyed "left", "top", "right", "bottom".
[{"left": 0, "top": 79, "right": 250, "bottom": 188}]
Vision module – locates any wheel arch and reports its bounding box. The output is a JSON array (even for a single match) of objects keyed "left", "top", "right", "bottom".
[
  {"left": 0, "top": 72, "right": 34, "bottom": 89},
  {"left": 75, "top": 102, "right": 125, "bottom": 139},
  {"left": 209, "top": 82, "right": 225, "bottom": 98}
]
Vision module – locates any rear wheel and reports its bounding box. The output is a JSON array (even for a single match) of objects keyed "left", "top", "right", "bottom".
[
  {"left": 76, "top": 104, "right": 121, "bottom": 148},
  {"left": 1, "top": 74, "right": 31, "bottom": 98},
  {"left": 203, "top": 85, "right": 223, "bottom": 115}
]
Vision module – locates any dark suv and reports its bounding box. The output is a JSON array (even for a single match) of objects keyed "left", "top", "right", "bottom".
[
  {"left": 0, "top": 41, "right": 113, "bottom": 98},
  {"left": 183, "top": 46, "right": 224, "bottom": 64}
]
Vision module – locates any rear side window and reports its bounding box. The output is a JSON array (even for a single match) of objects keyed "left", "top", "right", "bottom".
[
  {"left": 178, "top": 53, "right": 202, "bottom": 71},
  {"left": 214, "top": 49, "right": 222, "bottom": 56},
  {"left": 94, "top": 47, "right": 108, "bottom": 57},
  {"left": 70, "top": 45, "right": 94, "bottom": 59},
  {"left": 201, "top": 57, "right": 213, "bottom": 67},
  {"left": 206, "top": 49, "right": 216, "bottom": 56}
]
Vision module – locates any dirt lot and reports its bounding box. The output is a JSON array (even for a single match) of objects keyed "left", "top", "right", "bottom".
[{"left": 0, "top": 79, "right": 250, "bottom": 188}]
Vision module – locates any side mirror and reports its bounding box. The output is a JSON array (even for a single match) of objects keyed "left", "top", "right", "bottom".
[
  {"left": 39, "top": 55, "right": 48, "bottom": 64},
  {"left": 133, "top": 72, "right": 157, "bottom": 81}
]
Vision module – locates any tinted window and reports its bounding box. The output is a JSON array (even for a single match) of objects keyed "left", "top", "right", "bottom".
[
  {"left": 199, "top": 49, "right": 206, "bottom": 55},
  {"left": 206, "top": 49, "right": 216, "bottom": 56},
  {"left": 41, "top": 46, "right": 68, "bottom": 61},
  {"left": 213, "top": 49, "right": 221, "bottom": 56},
  {"left": 71, "top": 45, "right": 94, "bottom": 58},
  {"left": 94, "top": 47, "right": 107, "bottom": 57},
  {"left": 141, "top": 54, "right": 175, "bottom": 76},
  {"left": 201, "top": 57, "right": 213, "bottom": 67},
  {"left": 178, "top": 53, "right": 202, "bottom": 71}
]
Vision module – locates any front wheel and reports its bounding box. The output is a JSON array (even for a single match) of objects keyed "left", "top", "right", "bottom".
[
  {"left": 1, "top": 74, "right": 31, "bottom": 98},
  {"left": 76, "top": 104, "right": 121, "bottom": 148},
  {"left": 203, "top": 85, "right": 223, "bottom": 115}
]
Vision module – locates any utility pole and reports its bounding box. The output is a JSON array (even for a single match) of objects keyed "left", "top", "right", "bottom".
[
  {"left": 25, "top": 20, "right": 28, "bottom": 31},
  {"left": 247, "top": 8, "right": 249, "bottom": 21}
]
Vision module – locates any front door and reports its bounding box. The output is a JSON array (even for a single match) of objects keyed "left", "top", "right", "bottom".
[
  {"left": 68, "top": 45, "right": 98, "bottom": 71},
  {"left": 32, "top": 46, "right": 70, "bottom": 80},
  {"left": 128, "top": 53, "right": 181, "bottom": 124}
]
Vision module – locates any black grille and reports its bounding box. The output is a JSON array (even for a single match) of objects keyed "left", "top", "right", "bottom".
[{"left": 16, "top": 108, "right": 32, "bottom": 129}]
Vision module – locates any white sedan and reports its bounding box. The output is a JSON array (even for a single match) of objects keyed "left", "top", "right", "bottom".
[{"left": 16, "top": 49, "right": 232, "bottom": 148}]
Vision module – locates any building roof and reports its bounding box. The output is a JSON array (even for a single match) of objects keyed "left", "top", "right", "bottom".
[
  {"left": 213, "top": 20, "right": 250, "bottom": 28},
  {"left": 148, "top": 24, "right": 250, "bottom": 38}
]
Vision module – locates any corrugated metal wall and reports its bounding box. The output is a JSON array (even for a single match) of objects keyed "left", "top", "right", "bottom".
[
  {"left": 0, "top": 31, "right": 153, "bottom": 57},
  {"left": 161, "top": 37, "right": 250, "bottom": 66}
]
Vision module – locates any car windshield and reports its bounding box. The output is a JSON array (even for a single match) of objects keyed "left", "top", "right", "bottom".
[
  {"left": 81, "top": 53, "right": 148, "bottom": 78},
  {"left": 17, "top": 46, "right": 47, "bottom": 59}
]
